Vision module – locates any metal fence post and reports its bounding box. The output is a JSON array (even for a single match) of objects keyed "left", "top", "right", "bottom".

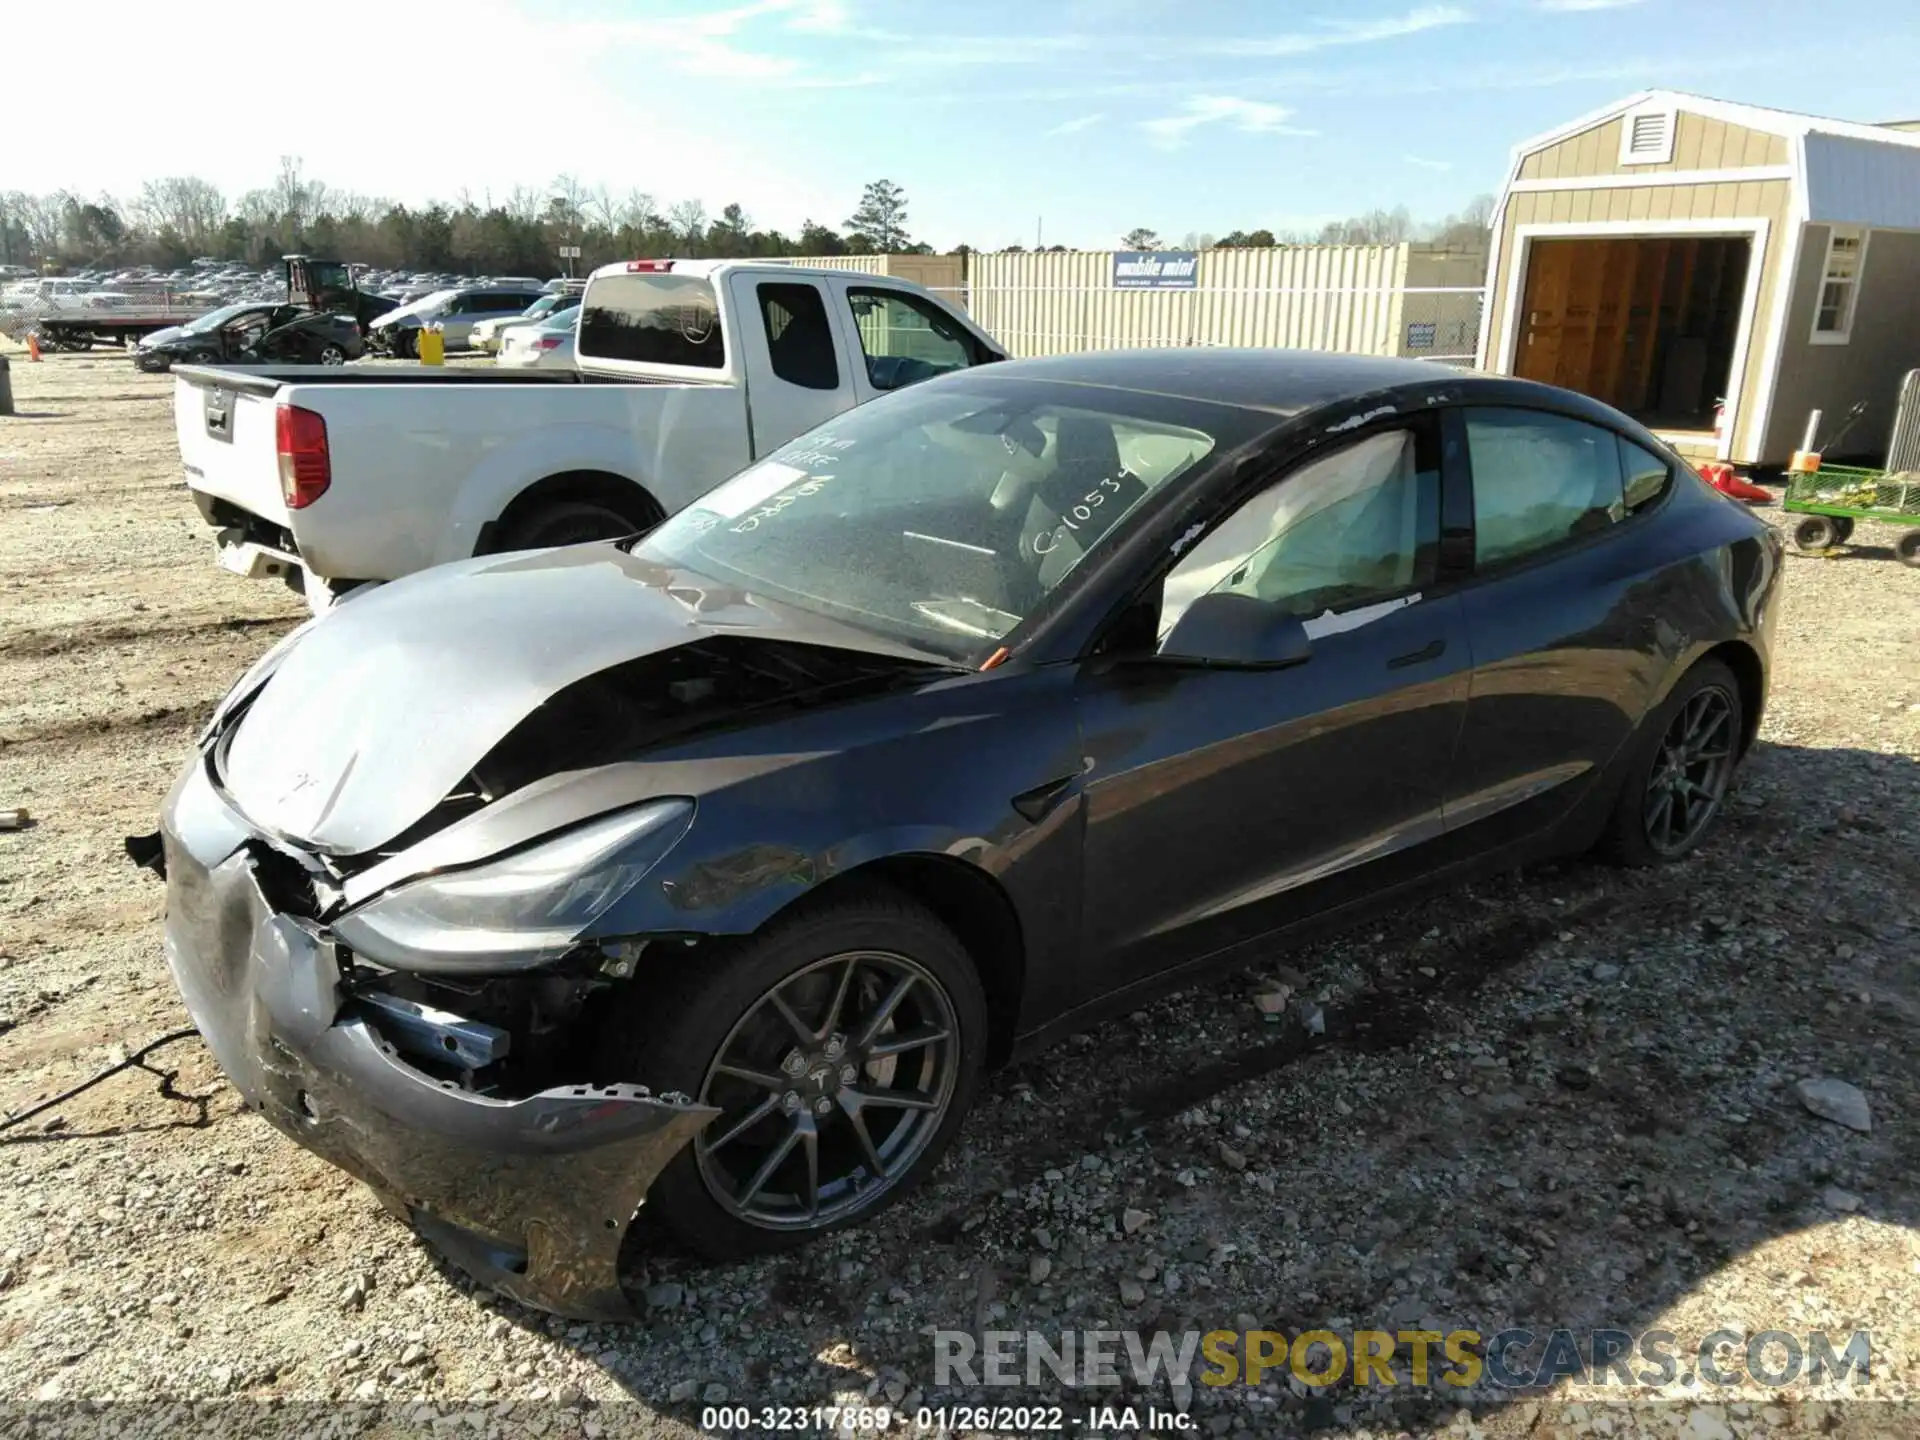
[{"left": 0, "top": 354, "right": 13, "bottom": 416}]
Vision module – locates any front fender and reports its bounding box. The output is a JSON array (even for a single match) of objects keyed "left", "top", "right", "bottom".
[
  {"left": 616, "top": 823, "right": 1002, "bottom": 940},
  {"left": 434, "top": 421, "right": 651, "bottom": 565}
]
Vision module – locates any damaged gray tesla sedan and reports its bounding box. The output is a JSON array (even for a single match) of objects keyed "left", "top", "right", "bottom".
[{"left": 139, "top": 350, "right": 1778, "bottom": 1318}]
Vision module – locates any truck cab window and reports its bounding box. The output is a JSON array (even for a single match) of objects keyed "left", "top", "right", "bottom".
[
  {"left": 758, "top": 283, "right": 839, "bottom": 391},
  {"left": 846, "top": 288, "right": 976, "bottom": 391},
  {"left": 578, "top": 273, "right": 726, "bottom": 370}
]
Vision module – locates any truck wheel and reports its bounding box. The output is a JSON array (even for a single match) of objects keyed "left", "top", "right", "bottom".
[{"left": 499, "top": 500, "right": 646, "bottom": 550}]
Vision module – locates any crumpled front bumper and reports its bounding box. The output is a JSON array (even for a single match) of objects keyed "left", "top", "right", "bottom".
[{"left": 156, "top": 758, "right": 717, "bottom": 1320}]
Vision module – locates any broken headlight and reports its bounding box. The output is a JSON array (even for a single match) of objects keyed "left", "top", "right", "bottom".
[{"left": 332, "top": 799, "right": 692, "bottom": 973}]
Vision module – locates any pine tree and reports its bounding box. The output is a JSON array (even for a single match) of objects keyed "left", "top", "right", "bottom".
[{"left": 846, "top": 180, "right": 911, "bottom": 253}]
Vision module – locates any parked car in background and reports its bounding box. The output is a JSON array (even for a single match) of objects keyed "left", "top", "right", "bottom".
[
  {"left": 369, "top": 286, "right": 547, "bottom": 355},
  {"left": 470, "top": 289, "right": 581, "bottom": 354},
  {"left": 133, "top": 301, "right": 364, "bottom": 372},
  {"left": 141, "top": 348, "right": 1780, "bottom": 1321},
  {"left": 495, "top": 309, "right": 577, "bottom": 369},
  {"left": 426, "top": 286, "right": 552, "bottom": 351},
  {"left": 170, "top": 260, "right": 1004, "bottom": 610}
]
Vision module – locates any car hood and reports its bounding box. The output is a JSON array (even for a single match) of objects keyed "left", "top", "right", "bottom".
[
  {"left": 219, "top": 543, "right": 952, "bottom": 856},
  {"left": 140, "top": 324, "right": 188, "bottom": 348}
]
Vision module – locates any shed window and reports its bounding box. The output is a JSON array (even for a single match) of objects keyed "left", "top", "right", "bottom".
[
  {"left": 1811, "top": 227, "right": 1868, "bottom": 344},
  {"left": 1618, "top": 107, "right": 1676, "bottom": 166}
]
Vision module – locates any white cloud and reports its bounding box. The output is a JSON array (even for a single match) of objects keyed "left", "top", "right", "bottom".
[
  {"left": 1207, "top": 5, "right": 1471, "bottom": 57},
  {"left": 1046, "top": 112, "right": 1108, "bottom": 136},
  {"left": 1536, "top": 0, "right": 1646, "bottom": 9},
  {"left": 1404, "top": 154, "right": 1453, "bottom": 170},
  {"left": 1141, "top": 96, "right": 1316, "bottom": 149}
]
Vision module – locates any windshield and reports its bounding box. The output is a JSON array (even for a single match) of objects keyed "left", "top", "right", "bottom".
[
  {"left": 184, "top": 303, "right": 261, "bottom": 334},
  {"left": 636, "top": 379, "right": 1234, "bottom": 661}
]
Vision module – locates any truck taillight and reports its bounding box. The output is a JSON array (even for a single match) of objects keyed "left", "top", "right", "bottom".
[
  {"left": 535, "top": 335, "right": 563, "bottom": 349},
  {"left": 275, "top": 403, "right": 331, "bottom": 509},
  {"left": 626, "top": 260, "right": 674, "bottom": 272}
]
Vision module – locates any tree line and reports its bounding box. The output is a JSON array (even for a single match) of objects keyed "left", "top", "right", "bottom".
[
  {"left": 1119, "top": 197, "right": 1495, "bottom": 254},
  {"left": 0, "top": 165, "right": 924, "bottom": 275},
  {"left": 0, "top": 156, "right": 1493, "bottom": 276}
]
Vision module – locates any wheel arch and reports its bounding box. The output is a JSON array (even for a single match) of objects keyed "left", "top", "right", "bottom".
[
  {"left": 477, "top": 469, "right": 666, "bottom": 556},
  {"left": 1699, "top": 638, "right": 1765, "bottom": 758},
  {"left": 758, "top": 853, "right": 1029, "bottom": 1069}
]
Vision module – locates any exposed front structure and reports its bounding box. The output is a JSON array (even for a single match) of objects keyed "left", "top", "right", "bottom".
[{"left": 1482, "top": 92, "right": 1920, "bottom": 466}]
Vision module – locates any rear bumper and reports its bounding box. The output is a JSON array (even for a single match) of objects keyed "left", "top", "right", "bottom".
[{"left": 157, "top": 759, "right": 716, "bottom": 1319}]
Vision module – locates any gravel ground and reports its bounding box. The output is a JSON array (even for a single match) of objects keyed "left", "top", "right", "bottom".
[{"left": 1, "top": 347, "right": 1916, "bottom": 1440}]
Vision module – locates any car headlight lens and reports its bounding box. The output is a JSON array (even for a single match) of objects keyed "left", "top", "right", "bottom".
[{"left": 334, "top": 799, "right": 693, "bottom": 973}]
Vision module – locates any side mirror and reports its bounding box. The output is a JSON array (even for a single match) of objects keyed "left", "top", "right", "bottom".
[{"left": 1158, "top": 592, "right": 1312, "bottom": 669}]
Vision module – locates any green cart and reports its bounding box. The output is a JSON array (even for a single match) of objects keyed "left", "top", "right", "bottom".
[{"left": 1784, "top": 463, "right": 1920, "bottom": 566}]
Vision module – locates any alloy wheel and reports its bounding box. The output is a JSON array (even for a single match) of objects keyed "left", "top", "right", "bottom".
[
  {"left": 694, "top": 950, "right": 960, "bottom": 1230},
  {"left": 319, "top": 345, "right": 345, "bottom": 365},
  {"left": 1643, "top": 684, "right": 1736, "bottom": 856}
]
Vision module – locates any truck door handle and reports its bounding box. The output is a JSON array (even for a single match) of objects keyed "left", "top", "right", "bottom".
[{"left": 1387, "top": 638, "right": 1446, "bottom": 670}]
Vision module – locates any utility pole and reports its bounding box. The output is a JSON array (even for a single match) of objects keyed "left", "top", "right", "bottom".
[{"left": 1036, "top": 215, "right": 1043, "bottom": 251}]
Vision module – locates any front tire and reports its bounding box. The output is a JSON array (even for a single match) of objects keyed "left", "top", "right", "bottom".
[
  {"left": 1897, "top": 530, "right": 1920, "bottom": 568},
  {"left": 497, "top": 499, "right": 649, "bottom": 550},
  {"left": 602, "top": 892, "right": 987, "bottom": 1260},
  {"left": 1595, "top": 658, "right": 1743, "bottom": 867}
]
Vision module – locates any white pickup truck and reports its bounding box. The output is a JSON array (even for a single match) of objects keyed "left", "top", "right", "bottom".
[{"left": 172, "top": 260, "right": 1004, "bottom": 610}]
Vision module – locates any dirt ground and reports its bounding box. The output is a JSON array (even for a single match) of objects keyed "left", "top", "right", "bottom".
[{"left": 1, "top": 346, "right": 1917, "bottom": 1440}]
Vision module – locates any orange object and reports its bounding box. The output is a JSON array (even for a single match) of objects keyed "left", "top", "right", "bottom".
[
  {"left": 979, "top": 646, "right": 1010, "bottom": 672},
  {"left": 1697, "top": 461, "right": 1772, "bottom": 503},
  {"left": 26, "top": 333, "right": 41, "bottom": 362},
  {"left": 1788, "top": 449, "right": 1822, "bottom": 474}
]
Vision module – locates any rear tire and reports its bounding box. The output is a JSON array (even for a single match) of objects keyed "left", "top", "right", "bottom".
[
  {"left": 599, "top": 892, "right": 987, "bottom": 1261},
  {"left": 497, "top": 499, "right": 649, "bottom": 550},
  {"left": 1897, "top": 530, "right": 1920, "bottom": 568},
  {"left": 317, "top": 343, "right": 346, "bottom": 365},
  {"left": 1594, "top": 657, "right": 1743, "bottom": 867}
]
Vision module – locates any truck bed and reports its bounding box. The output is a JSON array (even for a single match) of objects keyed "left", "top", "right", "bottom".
[{"left": 169, "top": 363, "right": 678, "bottom": 393}]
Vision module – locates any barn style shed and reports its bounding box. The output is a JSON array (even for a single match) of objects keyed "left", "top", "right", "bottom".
[{"left": 1479, "top": 91, "right": 1920, "bottom": 466}]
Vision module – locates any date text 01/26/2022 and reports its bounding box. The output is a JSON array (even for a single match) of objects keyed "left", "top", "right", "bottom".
[{"left": 701, "top": 1406, "right": 1196, "bottom": 1432}]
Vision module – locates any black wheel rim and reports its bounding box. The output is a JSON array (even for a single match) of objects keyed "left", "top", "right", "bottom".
[
  {"left": 1644, "top": 685, "right": 1736, "bottom": 856},
  {"left": 695, "top": 950, "right": 959, "bottom": 1231}
]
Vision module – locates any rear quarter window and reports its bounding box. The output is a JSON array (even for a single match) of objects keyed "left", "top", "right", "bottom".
[{"left": 578, "top": 274, "right": 725, "bottom": 370}]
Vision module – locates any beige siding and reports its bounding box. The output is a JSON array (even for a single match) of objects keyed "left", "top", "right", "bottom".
[
  {"left": 1759, "top": 225, "right": 1920, "bottom": 463},
  {"left": 1484, "top": 179, "right": 1793, "bottom": 459},
  {"left": 963, "top": 244, "right": 1469, "bottom": 359},
  {"left": 1518, "top": 112, "right": 1788, "bottom": 180}
]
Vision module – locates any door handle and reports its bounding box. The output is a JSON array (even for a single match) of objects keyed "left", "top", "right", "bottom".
[{"left": 1387, "top": 638, "right": 1446, "bottom": 670}]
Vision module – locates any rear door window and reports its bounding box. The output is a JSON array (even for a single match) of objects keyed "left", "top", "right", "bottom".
[
  {"left": 758, "top": 282, "right": 839, "bottom": 390},
  {"left": 578, "top": 273, "right": 725, "bottom": 369},
  {"left": 1464, "top": 408, "right": 1627, "bottom": 568},
  {"left": 1618, "top": 437, "right": 1672, "bottom": 512}
]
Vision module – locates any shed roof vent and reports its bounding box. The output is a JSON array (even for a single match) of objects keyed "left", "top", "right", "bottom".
[{"left": 1620, "top": 107, "right": 1676, "bottom": 165}]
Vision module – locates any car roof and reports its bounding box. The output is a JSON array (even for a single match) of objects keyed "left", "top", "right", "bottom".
[{"left": 971, "top": 348, "right": 1477, "bottom": 417}]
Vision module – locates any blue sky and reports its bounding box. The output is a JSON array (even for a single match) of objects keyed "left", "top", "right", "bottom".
[{"left": 15, "top": 0, "right": 1920, "bottom": 248}]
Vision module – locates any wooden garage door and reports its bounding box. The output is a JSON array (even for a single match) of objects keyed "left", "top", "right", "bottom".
[{"left": 1514, "top": 236, "right": 1749, "bottom": 418}]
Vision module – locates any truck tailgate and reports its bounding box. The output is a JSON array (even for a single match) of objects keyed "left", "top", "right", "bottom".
[{"left": 173, "top": 369, "right": 290, "bottom": 526}]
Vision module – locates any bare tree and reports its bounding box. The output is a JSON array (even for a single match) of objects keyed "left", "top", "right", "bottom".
[
  {"left": 1121, "top": 227, "right": 1162, "bottom": 250},
  {"left": 273, "top": 156, "right": 310, "bottom": 236},
  {"left": 133, "top": 177, "right": 227, "bottom": 247},
  {"left": 548, "top": 173, "right": 590, "bottom": 230},
  {"left": 505, "top": 186, "right": 545, "bottom": 225},
  {"left": 666, "top": 199, "right": 708, "bottom": 249},
  {"left": 621, "top": 189, "right": 660, "bottom": 230}
]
